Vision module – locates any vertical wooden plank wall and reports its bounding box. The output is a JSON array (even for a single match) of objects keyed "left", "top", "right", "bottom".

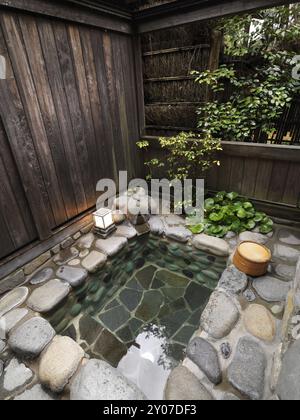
[{"left": 0, "top": 10, "right": 142, "bottom": 261}]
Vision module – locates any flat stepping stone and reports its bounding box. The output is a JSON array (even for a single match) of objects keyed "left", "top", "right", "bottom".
[
  {"left": 76, "top": 233, "right": 95, "bottom": 249},
  {"left": 228, "top": 336, "right": 267, "bottom": 400},
  {"left": 165, "top": 227, "right": 192, "bottom": 243},
  {"left": 278, "top": 229, "right": 300, "bottom": 246},
  {"left": 53, "top": 247, "right": 79, "bottom": 266},
  {"left": 56, "top": 266, "right": 88, "bottom": 287},
  {"left": 149, "top": 216, "right": 164, "bottom": 235},
  {"left": 244, "top": 304, "right": 276, "bottom": 342},
  {"left": 3, "top": 358, "right": 33, "bottom": 392},
  {"left": 39, "top": 336, "right": 84, "bottom": 393},
  {"left": 30, "top": 268, "right": 54, "bottom": 285},
  {"left": 239, "top": 231, "right": 269, "bottom": 245},
  {"left": 187, "top": 338, "right": 222, "bottom": 385},
  {"left": 277, "top": 339, "right": 300, "bottom": 400},
  {"left": 252, "top": 276, "right": 291, "bottom": 302},
  {"left": 115, "top": 225, "right": 137, "bottom": 239},
  {"left": 8, "top": 317, "right": 55, "bottom": 359},
  {"left": 0, "top": 308, "right": 29, "bottom": 336},
  {"left": 81, "top": 251, "right": 107, "bottom": 273},
  {"left": 0, "top": 287, "right": 29, "bottom": 318},
  {"left": 193, "top": 234, "right": 230, "bottom": 257},
  {"left": 218, "top": 265, "right": 248, "bottom": 294},
  {"left": 275, "top": 264, "right": 296, "bottom": 281},
  {"left": 200, "top": 291, "right": 239, "bottom": 339},
  {"left": 14, "top": 384, "right": 57, "bottom": 401},
  {"left": 96, "top": 236, "right": 127, "bottom": 257},
  {"left": 165, "top": 365, "right": 214, "bottom": 400},
  {"left": 165, "top": 215, "right": 186, "bottom": 227},
  {"left": 274, "top": 244, "right": 300, "bottom": 263},
  {"left": 27, "top": 280, "right": 71, "bottom": 313},
  {"left": 70, "top": 359, "right": 146, "bottom": 400}
]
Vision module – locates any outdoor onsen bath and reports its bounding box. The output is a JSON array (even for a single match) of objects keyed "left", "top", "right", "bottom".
[{"left": 0, "top": 0, "right": 300, "bottom": 403}]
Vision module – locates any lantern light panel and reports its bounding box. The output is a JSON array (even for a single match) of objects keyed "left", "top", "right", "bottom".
[{"left": 93, "top": 209, "right": 114, "bottom": 230}]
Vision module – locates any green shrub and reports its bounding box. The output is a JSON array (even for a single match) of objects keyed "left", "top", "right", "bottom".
[{"left": 186, "top": 191, "right": 274, "bottom": 237}]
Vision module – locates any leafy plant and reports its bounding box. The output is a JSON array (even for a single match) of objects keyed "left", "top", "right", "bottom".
[
  {"left": 192, "top": 4, "right": 300, "bottom": 143},
  {"left": 186, "top": 191, "right": 274, "bottom": 237},
  {"left": 137, "top": 132, "right": 222, "bottom": 181}
]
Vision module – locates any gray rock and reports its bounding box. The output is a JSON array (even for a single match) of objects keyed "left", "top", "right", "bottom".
[
  {"left": 221, "top": 393, "right": 240, "bottom": 401},
  {"left": 218, "top": 266, "right": 248, "bottom": 294},
  {"left": 149, "top": 216, "right": 164, "bottom": 236},
  {"left": 76, "top": 233, "right": 95, "bottom": 250},
  {"left": 30, "top": 268, "right": 54, "bottom": 285},
  {"left": 200, "top": 291, "right": 240, "bottom": 339},
  {"left": 0, "top": 287, "right": 29, "bottom": 318},
  {"left": 27, "top": 279, "right": 71, "bottom": 313},
  {"left": 95, "top": 236, "right": 128, "bottom": 257},
  {"left": 278, "top": 229, "right": 300, "bottom": 246},
  {"left": 61, "top": 237, "right": 74, "bottom": 249},
  {"left": 80, "top": 223, "right": 93, "bottom": 235},
  {"left": 277, "top": 339, "right": 300, "bottom": 400},
  {"left": 220, "top": 342, "right": 232, "bottom": 360},
  {"left": 39, "top": 336, "right": 84, "bottom": 393},
  {"left": 165, "top": 226, "right": 192, "bottom": 243},
  {"left": 0, "top": 360, "right": 3, "bottom": 377},
  {"left": 165, "top": 365, "right": 213, "bottom": 400},
  {"left": 274, "top": 244, "right": 300, "bottom": 263},
  {"left": 0, "top": 270, "right": 25, "bottom": 295},
  {"left": 53, "top": 247, "right": 79, "bottom": 266},
  {"left": 243, "top": 289, "right": 256, "bottom": 302},
  {"left": 14, "top": 384, "right": 57, "bottom": 401},
  {"left": 24, "top": 252, "right": 51, "bottom": 275},
  {"left": 81, "top": 251, "right": 107, "bottom": 273},
  {"left": 56, "top": 266, "right": 88, "bottom": 287},
  {"left": 73, "top": 232, "right": 82, "bottom": 241},
  {"left": 228, "top": 337, "right": 266, "bottom": 400},
  {"left": 3, "top": 358, "right": 33, "bottom": 392},
  {"left": 8, "top": 317, "right": 55, "bottom": 359},
  {"left": 274, "top": 264, "right": 296, "bottom": 281},
  {"left": 252, "top": 276, "right": 291, "bottom": 302},
  {"left": 193, "top": 234, "right": 230, "bottom": 257},
  {"left": 239, "top": 231, "right": 269, "bottom": 245},
  {"left": 115, "top": 225, "right": 137, "bottom": 239},
  {"left": 187, "top": 338, "right": 222, "bottom": 385},
  {"left": 0, "top": 308, "right": 29, "bottom": 336},
  {"left": 70, "top": 359, "right": 146, "bottom": 400}
]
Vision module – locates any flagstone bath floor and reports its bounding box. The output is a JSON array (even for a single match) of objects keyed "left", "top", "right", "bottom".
[{"left": 44, "top": 236, "right": 227, "bottom": 399}]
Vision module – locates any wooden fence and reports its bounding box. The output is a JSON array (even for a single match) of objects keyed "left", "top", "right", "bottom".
[
  {"left": 145, "top": 137, "right": 300, "bottom": 221},
  {"left": 0, "top": 9, "right": 143, "bottom": 261}
]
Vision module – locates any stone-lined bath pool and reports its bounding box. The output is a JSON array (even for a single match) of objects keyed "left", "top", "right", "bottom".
[{"left": 45, "top": 235, "right": 227, "bottom": 399}]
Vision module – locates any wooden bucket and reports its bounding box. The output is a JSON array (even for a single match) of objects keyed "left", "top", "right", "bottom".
[{"left": 233, "top": 241, "right": 272, "bottom": 277}]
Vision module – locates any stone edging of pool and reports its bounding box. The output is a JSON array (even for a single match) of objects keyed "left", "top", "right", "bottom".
[{"left": 0, "top": 213, "right": 300, "bottom": 400}]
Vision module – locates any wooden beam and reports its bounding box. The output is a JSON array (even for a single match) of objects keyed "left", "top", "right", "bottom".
[
  {"left": 0, "top": 0, "right": 132, "bottom": 34},
  {"left": 144, "top": 136, "right": 300, "bottom": 163},
  {"left": 137, "top": 0, "right": 300, "bottom": 33}
]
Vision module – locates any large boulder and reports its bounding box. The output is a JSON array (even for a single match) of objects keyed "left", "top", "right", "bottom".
[
  {"left": 70, "top": 359, "right": 146, "bottom": 400},
  {"left": 39, "top": 336, "right": 84, "bottom": 393},
  {"left": 200, "top": 291, "right": 240, "bottom": 339}
]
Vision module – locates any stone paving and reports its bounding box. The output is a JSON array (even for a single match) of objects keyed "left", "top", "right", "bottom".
[{"left": 0, "top": 193, "right": 300, "bottom": 400}]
